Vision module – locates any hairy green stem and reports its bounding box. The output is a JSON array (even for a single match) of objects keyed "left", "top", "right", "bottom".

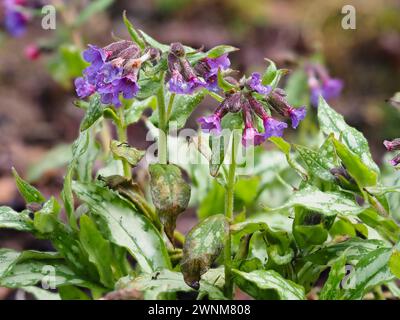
[
  {"left": 157, "top": 78, "right": 168, "bottom": 164},
  {"left": 166, "top": 93, "right": 176, "bottom": 121},
  {"left": 224, "top": 134, "right": 237, "bottom": 299},
  {"left": 116, "top": 108, "right": 132, "bottom": 179}
]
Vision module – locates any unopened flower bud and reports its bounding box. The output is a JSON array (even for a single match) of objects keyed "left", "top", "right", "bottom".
[
  {"left": 170, "top": 42, "right": 185, "bottom": 58},
  {"left": 24, "top": 44, "right": 41, "bottom": 60},
  {"left": 383, "top": 139, "right": 400, "bottom": 152}
]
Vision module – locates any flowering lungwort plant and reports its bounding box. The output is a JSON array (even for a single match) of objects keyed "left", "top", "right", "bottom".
[{"left": 1, "top": 12, "right": 400, "bottom": 302}]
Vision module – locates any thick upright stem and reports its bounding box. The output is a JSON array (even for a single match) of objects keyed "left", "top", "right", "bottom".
[
  {"left": 224, "top": 134, "right": 237, "bottom": 299},
  {"left": 157, "top": 79, "right": 168, "bottom": 164},
  {"left": 117, "top": 108, "right": 132, "bottom": 179}
]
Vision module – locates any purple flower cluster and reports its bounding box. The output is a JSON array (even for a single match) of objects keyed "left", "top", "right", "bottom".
[
  {"left": 383, "top": 138, "right": 400, "bottom": 167},
  {"left": 4, "top": 0, "right": 29, "bottom": 37},
  {"left": 167, "top": 43, "right": 231, "bottom": 94},
  {"left": 74, "top": 41, "right": 154, "bottom": 107},
  {"left": 197, "top": 73, "right": 306, "bottom": 147},
  {"left": 306, "top": 64, "right": 343, "bottom": 107}
]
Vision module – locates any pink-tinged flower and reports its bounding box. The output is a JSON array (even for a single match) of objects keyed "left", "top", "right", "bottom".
[
  {"left": 248, "top": 72, "right": 271, "bottom": 95},
  {"left": 242, "top": 127, "right": 266, "bottom": 147},
  {"left": 4, "top": 0, "right": 29, "bottom": 37},
  {"left": 241, "top": 98, "right": 266, "bottom": 147},
  {"left": 287, "top": 106, "right": 306, "bottom": 129},
  {"left": 197, "top": 98, "right": 230, "bottom": 134},
  {"left": 24, "top": 44, "right": 40, "bottom": 60},
  {"left": 389, "top": 154, "right": 400, "bottom": 167},
  {"left": 263, "top": 117, "right": 287, "bottom": 138},
  {"left": 75, "top": 77, "right": 96, "bottom": 99},
  {"left": 383, "top": 139, "right": 400, "bottom": 152}
]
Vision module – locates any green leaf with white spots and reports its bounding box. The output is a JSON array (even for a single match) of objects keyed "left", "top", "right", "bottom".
[
  {"left": 22, "top": 286, "right": 61, "bottom": 300},
  {"left": 318, "top": 96, "right": 379, "bottom": 174},
  {"left": 319, "top": 255, "right": 347, "bottom": 300},
  {"left": 331, "top": 136, "right": 378, "bottom": 187},
  {"left": 12, "top": 167, "right": 45, "bottom": 204},
  {"left": 0, "top": 206, "right": 33, "bottom": 232},
  {"left": 149, "top": 164, "right": 191, "bottom": 243},
  {"left": 233, "top": 269, "right": 305, "bottom": 300},
  {"left": 0, "top": 249, "right": 100, "bottom": 291},
  {"left": 272, "top": 185, "right": 365, "bottom": 216},
  {"left": 80, "top": 94, "right": 103, "bottom": 131},
  {"left": 295, "top": 144, "right": 336, "bottom": 182},
  {"left": 181, "top": 214, "right": 228, "bottom": 289},
  {"left": 125, "top": 96, "right": 157, "bottom": 125},
  {"left": 33, "top": 196, "right": 61, "bottom": 234},
  {"left": 150, "top": 90, "right": 205, "bottom": 129},
  {"left": 304, "top": 238, "right": 386, "bottom": 266},
  {"left": 73, "top": 181, "right": 171, "bottom": 273},
  {"left": 341, "top": 247, "right": 394, "bottom": 300},
  {"left": 269, "top": 137, "right": 308, "bottom": 180}
]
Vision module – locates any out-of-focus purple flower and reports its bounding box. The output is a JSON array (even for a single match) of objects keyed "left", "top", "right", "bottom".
[
  {"left": 287, "top": 106, "right": 306, "bottom": 129},
  {"left": 75, "top": 77, "right": 95, "bottom": 98},
  {"left": 168, "top": 70, "right": 204, "bottom": 94},
  {"left": 389, "top": 154, "right": 400, "bottom": 167},
  {"left": 242, "top": 127, "right": 266, "bottom": 147},
  {"left": 307, "top": 64, "right": 343, "bottom": 107},
  {"left": 384, "top": 138, "right": 400, "bottom": 167},
  {"left": 4, "top": 0, "right": 29, "bottom": 37},
  {"left": 248, "top": 72, "right": 271, "bottom": 95},
  {"left": 384, "top": 139, "right": 400, "bottom": 152},
  {"left": 263, "top": 117, "right": 287, "bottom": 138}
]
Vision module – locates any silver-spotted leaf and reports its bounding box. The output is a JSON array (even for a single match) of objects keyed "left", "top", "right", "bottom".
[
  {"left": 233, "top": 269, "right": 305, "bottom": 300},
  {"left": 181, "top": 214, "right": 228, "bottom": 289},
  {"left": 149, "top": 164, "right": 191, "bottom": 243}
]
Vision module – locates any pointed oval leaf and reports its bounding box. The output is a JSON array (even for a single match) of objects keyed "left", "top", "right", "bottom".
[
  {"left": 318, "top": 97, "right": 379, "bottom": 174},
  {"left": 12, "top": 168, "right": 45, "bottom": 204},
  {"left": 149, "top": 164, "right": 191, "bottom": 243},
  {"left": 233, "top": 269, "right": 305, "bottom": 300},
  {"left": 181, "top": 214, "right": 228, "bottom": 289},
  {"left": 73, "top": 182, "right": 171, "bottom": 273}
]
